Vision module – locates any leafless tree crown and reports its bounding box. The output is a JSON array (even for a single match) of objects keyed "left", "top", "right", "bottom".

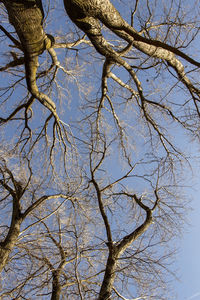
[{"left": 0, "top": 0, "right": 199, "bottom": 299}]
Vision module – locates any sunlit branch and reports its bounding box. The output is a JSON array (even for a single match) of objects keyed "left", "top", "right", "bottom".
[{"left": 0, "top": 24, "right": 21, "bottom": 48}]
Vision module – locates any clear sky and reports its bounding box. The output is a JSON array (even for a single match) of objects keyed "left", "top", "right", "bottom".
[
  {"left": 176, "top": 188, "right": 200, "bottom": 300},
  {"left": 173, "top": 135, "right": 200, "bottom": 300}
]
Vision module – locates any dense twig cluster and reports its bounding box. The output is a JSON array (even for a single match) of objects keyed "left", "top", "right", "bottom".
[{"left": 0, "top": 0, "right": 198, "bottom": 298}]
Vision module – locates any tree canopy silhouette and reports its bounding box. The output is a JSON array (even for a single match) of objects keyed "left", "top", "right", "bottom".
[{"left": 0, "top": 0, "right": 199, "bottom": 299}]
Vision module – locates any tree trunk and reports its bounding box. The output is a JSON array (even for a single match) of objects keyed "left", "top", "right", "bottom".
[
  {"left": 0, "top": 200, "right": 22, "bottom": 272},
  {"left": 2, "top": 0, "right": 54, "bottom": 107},
  {"left": 98, "top": 251, "right": 118, "bottom": 300},
  {"left": 3, "top": 0, "right": 46, "bottom": 55},
  {"left": 51, "top": 270, "right": 62, "bottom": 300}
]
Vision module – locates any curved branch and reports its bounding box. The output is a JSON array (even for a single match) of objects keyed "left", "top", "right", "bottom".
[{"left": 3, "top": 1, "right": 56, "bottom": 111}]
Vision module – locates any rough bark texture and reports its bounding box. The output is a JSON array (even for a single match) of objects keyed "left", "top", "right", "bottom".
[
  {"left": 64, "top": 0, "right": 200, "bottom": 99},
  {"left": 3, "top": 0, "right": 46, "bottom": 55},
  {"left": 2, "top": 0, "right": 55, "bottom": 109}
]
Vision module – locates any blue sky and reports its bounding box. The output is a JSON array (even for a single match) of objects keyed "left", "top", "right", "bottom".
[
  {"left": 1, "top": 0, "right": 200, "bottom": 298},
  {"left": 173, "top": 136, "right": 200, "bottom": 299},
  {"left": 176, "top": 189, "right": 200, "bottom": 300}
]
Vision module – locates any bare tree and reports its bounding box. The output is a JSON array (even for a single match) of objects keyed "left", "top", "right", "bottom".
[
  {"left": 0, "top": 146, "right": 79, "bottom": 283},
  {"left": 0, "top": 0, "right": 199, "bottom": 299}
]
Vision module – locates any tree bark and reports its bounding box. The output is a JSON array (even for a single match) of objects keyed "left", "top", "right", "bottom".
[
  {"left": 2, "top": 0, "right": 55, "bottom": 110},
  {"left": 3, "top": 0, "right": 46, "bottom": 55},
  {"left": 64, "top": 0, "right": 200, "bottom": 105},
  {"left": 0, "top": 184, "right": 23, "bottom": 273},
  {"left": 98, "top": 250, "right": 118, "bottom": 300},
  {"left": 51, "top": 270, "right": 62, "bottom": 300}
]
